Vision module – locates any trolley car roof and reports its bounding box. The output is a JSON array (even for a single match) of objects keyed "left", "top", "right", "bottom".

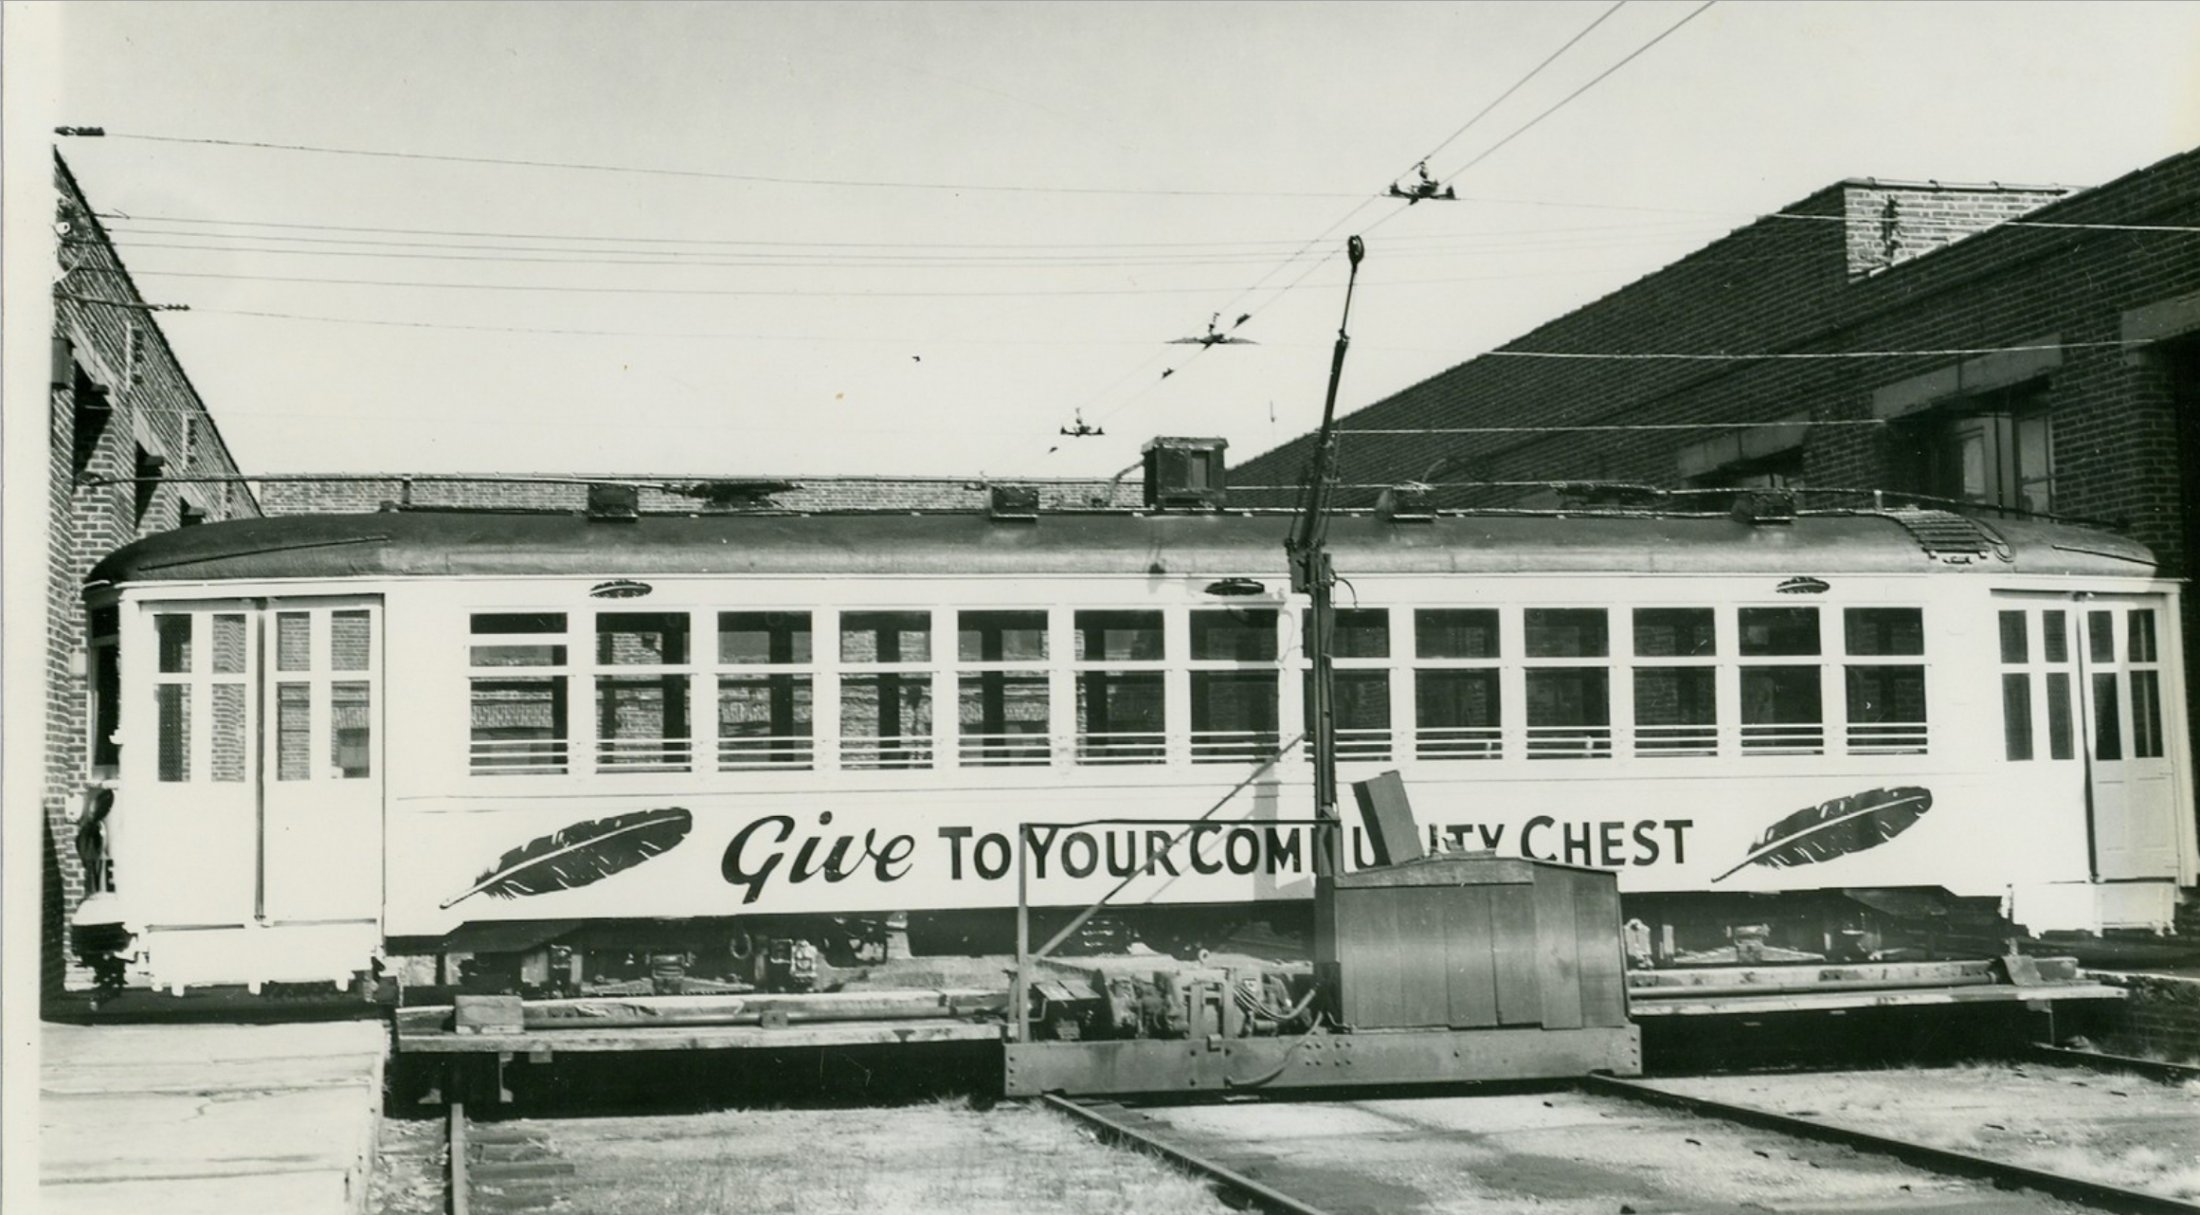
[{"left": 87, "top": 508, "right": 2158, "bottom": 588}]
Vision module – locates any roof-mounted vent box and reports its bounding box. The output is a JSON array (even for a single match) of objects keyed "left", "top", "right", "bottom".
[
  {"left": 988, "top": 484, "right": 1040, "bottom": 521},
  {"left": 1142, "top": 436, "right": 1228, "bottom": 511},
  {"left": 586, "top": 483, "right": 641, "bottom": 522}
]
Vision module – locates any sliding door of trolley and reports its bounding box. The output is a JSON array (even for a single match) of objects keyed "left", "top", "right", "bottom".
[
  {"left": 258, "top": 597, "right": 385, "bottom": 924},
  {"left": 123, "top": 601, "right": 261, "bottom": 926},
  {"left": 2075, "top": 597, "right": 2181, "bottom": 880}
]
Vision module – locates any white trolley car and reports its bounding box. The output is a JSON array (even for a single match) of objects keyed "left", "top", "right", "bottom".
[{"left": 77, "top": 492, "right": 2195, "bottom": 993}]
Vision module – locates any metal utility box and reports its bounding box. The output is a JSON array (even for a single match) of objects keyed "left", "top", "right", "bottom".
[
  {"left": 1316, "top": 853, "right": 1631, "bottom": 1034},
  {"left": 1141, "top": 436, "right": 1228, "bottom": 510}
]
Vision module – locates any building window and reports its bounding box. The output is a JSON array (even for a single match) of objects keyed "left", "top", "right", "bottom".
[
  {"left": 469, "top": 613, "right": 570, "bottom": 775},
  {"left": 1524, "top": 608, "right": 1610, "bottom": 758},
  {"left": 1414, "top": 609, "right": 1500, "bottom": 760},
  {"left": 1632, "top": 607, "right": 1717, "bottom": 755},
  {"left": 69, "top": 362, "right": 111, "bottom": 480},
  {"left": 133, "top": 444, "right": 165, "bottom": 522},
  {"left": 1907, "top": 383, "right": 2053, "bottom": 515},
  {"left": 840, "top": 611, "right": 932, "bottom": 769},
  {"left": 1691, "top": 449, "right": 1805, "bottom": 490},
  {"left": 1738, "top": 606, "right": 1823, "bottom": 754},
  {"left": 1074, "top": 610, "right": 1165, "bottom": 764},
  {"left": 958, "top": 610, "right": 1050, "bottom": 767}
]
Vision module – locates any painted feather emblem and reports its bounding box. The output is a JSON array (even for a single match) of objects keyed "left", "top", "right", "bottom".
[
  {"left": 441, "top": 807, "right": 693, "bottom": 909},
  {"left": 1712, "top": 787, "right": 1932, "bottom": 883}
]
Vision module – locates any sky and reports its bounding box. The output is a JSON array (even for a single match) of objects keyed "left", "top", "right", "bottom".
[{"left": 17, "top": 1, "right": 2200, "bottom": 481}]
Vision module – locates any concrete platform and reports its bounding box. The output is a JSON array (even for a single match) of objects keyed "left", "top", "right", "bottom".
[{"left": 40, "top": 1020, "right": 387, "bottom": 1215}]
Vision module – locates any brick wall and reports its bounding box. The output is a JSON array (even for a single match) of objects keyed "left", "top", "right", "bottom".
[
  {"left": 46, "top": 154, "right": 260, "bottom": 994},
  {"left": 256, "top": 474, "right": 1148, "bottom": 516},
  {"left": 1232, "top": 150, "right": 2200, "bottom": 870},
  {"left": 2089, "top": 973, "right": 2200, "bottom": 1062}
]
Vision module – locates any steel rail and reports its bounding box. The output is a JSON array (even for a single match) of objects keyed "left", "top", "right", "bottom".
[
  {"left": 2028, "top": 1043, "right": 2200, "bottom": 1086},
  {"left": 1041, "top": 1094, "right": 1337, "bottom": 1215},
  {"left": 447, "top": 1100, "right": 469, "bottom": 1215},
  {"left": 1584, "top": 1074, "right": 2200, "bottom": 1214}
]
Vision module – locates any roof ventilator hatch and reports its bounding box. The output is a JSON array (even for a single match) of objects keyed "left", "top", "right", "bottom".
[
  {"left": 586, "top": 483, "right": 641, "bottom": 522},
  {"left": 1884, "top": 508, "right": 2012, "bottom": 564},
  {"left": 1142, "top": 436, "right": 1228, "bottom": 511}
]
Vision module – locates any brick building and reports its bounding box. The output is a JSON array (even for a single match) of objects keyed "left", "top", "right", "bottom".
[
  {"left": 45, "top": 153, "right": 260, "bottom": 993},
  {"left": 252, "top": 473, "right": 1147, "bottom": 516},
  {"left": 1235, "top": 147, "right": 2200, "bottom": 818}
]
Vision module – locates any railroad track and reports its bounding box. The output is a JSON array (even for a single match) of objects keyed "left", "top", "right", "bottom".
[
  {"left": 441, "top": 1101, "right": 572, "bottom": 1215},
  {"left": 1047, "top": 1079, "right": 2200, "bottom": 1215},
  {"left": 2029, "top": 1043, "right": 2200, "bottom": 1087}
]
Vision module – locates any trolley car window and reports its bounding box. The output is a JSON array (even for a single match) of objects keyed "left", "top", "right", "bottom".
[
  {"left": 1844, "top": 609, "right": 1926, "bottom": 754},
  {"left": 1524, "top": 609, "right": 1609, "bottom": 758},
  {"left": 1191, "top": 610, "right": 1280, "bottom": 762},
  {"left": 840, "top": 674, "right": 932, "bottom": 769},
  {"left": 2003, "top": 674, "right": 2035, "bottom": 760},
  {"left": 1739, "top": 607, "right": 1823, "bottom": 753},
  {"left": 1075, "top": 610, "right": 1162, "bottom": 661},
  {"left": 1999, "top": 611, "right": 2029, "bottom": 664},
  {"left": 156, "top": 614, "right": 191, "bottom": 674},
  {"left": 1075, "top": 671, "right": 1164, "bottom": 764},
  {"left": 1074, "top": 610, "right": 1165, "bottom": 764},
  {"left": 211, "top": 613, "right": 248, "bottom": 675},
  {"left": 719, "top": 612, "right": 812, "bottom": 664},
  {"left": 156, "top": 684, "right": 187, "bottom": 781},
  {"left": 2002, "top": 608, "right": 2076, "bottom": 762},
  {"left": 1740, "top": 607, "right": 1818, "bottom": 656},
  {"left": 1525, "top": 609, "right": 1606, "bottom": 659},
  {"left": 717, "top": 612, "right": 813, "bottom": 769},
  {"left": 842, "top": 611, "right": 933, "bottom": 769},
  {"left": 1192, "top": 609, "right": 1278, "bottom": 661},
  {"left": 2047, "top": 672, "right": 2075, "bottom": 760},
  {"left": 1304, "top": 609, "right": 1388, "bottom": 658},
  {"left": 331, "top": 681, "right": 371, "bottom": 779},
  {"left": 1844, "top": 609, "right": 1923, "bottom": 656},
  {"left": 596, "top": 675, "right": 690, "bottom": 771},
  {"left": 330, "top": 611, "right": 371, "bottom": 671},
  {"left": 1415, "top": 609, "right": 1500, "bottom": 759},
  {"left": 276, "top": 611, "right": 310, "bottom": 672},
  {"left": 277, "top": 682, "right": 310, "bottom": 780},
  {"left": 958, "top": 610, "right": 1047, "bottom": 662},
  {"left": 597, "top": 613, "right": 688, "bottom": 665},
  {"left": 471, "top": 613, "right": 568, "bottom": 668},
  {"left": 718, "top": 677, "right": 813, "bottom": 769},
  {"left": 471, "top": 678, "right": 568, "bottom": 774},
  {"left": 2130, "top": 609, "right": 2164, "bottom": 759},
  {"left": 1415, "top": 669, "right": 1499, "bottom": 759},
  {"left": 2088, "top": 612, "right": 2114, "bottom": 664},
  {"left": 469, "top": 612, "right": 570, "bottom": 774},
  {"left": 1633, "top": 608, "right": 1717, "bottom": 756},
  {"left": 1415, "top": 609, "right": 1497, "bottom": 659},
  {"left": 211, "top": 683, "right": 246, "bottom": 782},
  {"left": 841, "top": 611, "right": 930, "bottom": 663},
  {"left": 959, "top": 611, "right": 1050, "bottom": 767},
  {"left": 1191, "top": 670, "right": 1280, "bottom": 763}
]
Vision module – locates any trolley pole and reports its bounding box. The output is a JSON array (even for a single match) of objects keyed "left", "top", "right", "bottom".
[{"left": 1286, "top": 236, "right": 1366, "bottom": 871}]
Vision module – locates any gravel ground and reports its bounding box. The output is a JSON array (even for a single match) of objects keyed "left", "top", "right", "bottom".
[
  {"left": 372, "top": 1098, "right": 1231, "bottom": 1215},
  {"left": 1646, "top": 1062, "right": 2200, "bottom": 1201}
]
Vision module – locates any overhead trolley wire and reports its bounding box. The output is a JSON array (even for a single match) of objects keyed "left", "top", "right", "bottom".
[
  {"left": 1057, "top": 1, "right": 1635, "bottom": 451},
  {"left": 85, "top": 130, "right": 1372, "bottom": 200},
  {"left": 1433, "top": 1, "right": 1716, "bottom": 190}
]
